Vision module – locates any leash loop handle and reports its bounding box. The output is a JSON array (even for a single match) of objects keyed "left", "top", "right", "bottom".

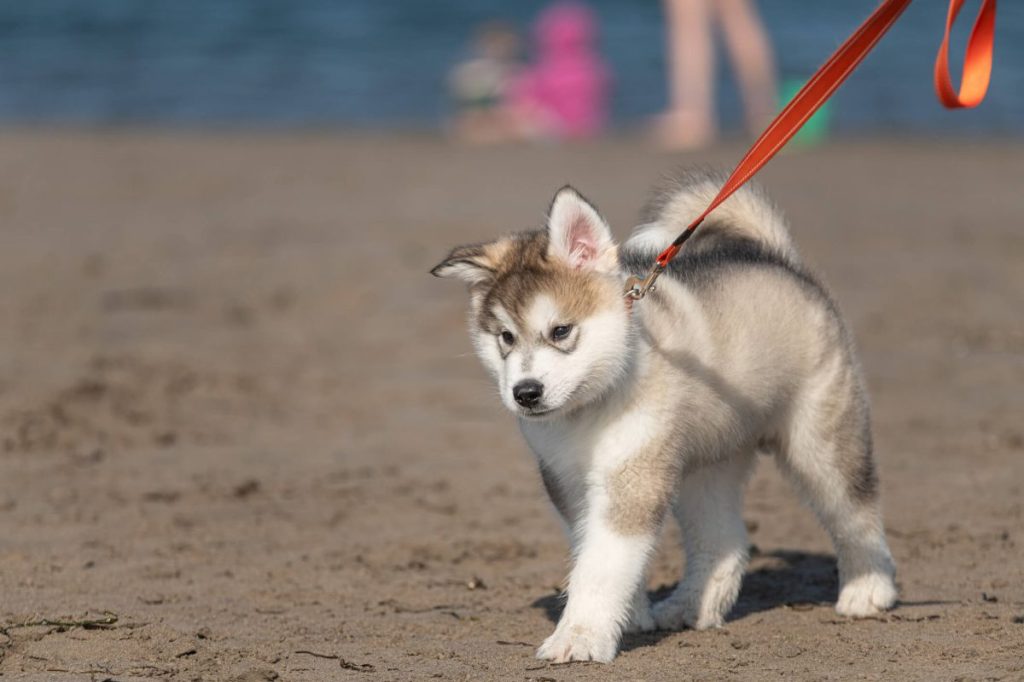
[
  {"left": 629, "top": 0, "right": 998, "bottom": 301},
  {"left": 935, "top": 0, "right": 997, "bottom": 109}
]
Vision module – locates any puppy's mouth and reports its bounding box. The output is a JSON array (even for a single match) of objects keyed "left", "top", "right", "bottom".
[{"left": 517, "top": 405, "right": 556, "bottom": 419}]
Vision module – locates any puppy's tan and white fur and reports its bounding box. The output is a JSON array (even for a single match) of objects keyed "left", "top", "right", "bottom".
[{"left": 432, "top": 171, "right": 897, "bottom": 663}]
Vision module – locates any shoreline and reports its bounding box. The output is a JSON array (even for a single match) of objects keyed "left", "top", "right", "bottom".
[{"left": 0, "top": 123, "right": 1021, "bottom": 144}]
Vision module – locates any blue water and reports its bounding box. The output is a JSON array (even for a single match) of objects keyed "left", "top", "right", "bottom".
[{"left": 0, "top": 1, "right": 1020, "bottom": 133}]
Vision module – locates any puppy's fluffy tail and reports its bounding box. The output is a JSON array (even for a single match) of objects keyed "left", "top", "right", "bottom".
[{"left": 629, "top": 169, "right": 800, "bottom": 265}]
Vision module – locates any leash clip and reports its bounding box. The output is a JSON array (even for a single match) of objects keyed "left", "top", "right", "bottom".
[{"left": 623, "top": 265, "right": 664, "bottom": 301}]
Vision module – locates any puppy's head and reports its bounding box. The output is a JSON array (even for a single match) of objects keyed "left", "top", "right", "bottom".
[{"left": 432, "top": 187, "right": 632, "bottom": 419}]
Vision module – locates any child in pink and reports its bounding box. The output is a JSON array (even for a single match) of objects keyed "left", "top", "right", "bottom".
[{"left": 510, "top": 2, "right": 610, "bottom": 140}]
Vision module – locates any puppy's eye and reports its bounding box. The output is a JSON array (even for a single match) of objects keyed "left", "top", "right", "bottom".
[
  {"left": 551, "top": 324, "right": 573, "bottom": 341},
  {"left": 500, "top": 330, "right": 515, "bottom": 346}
]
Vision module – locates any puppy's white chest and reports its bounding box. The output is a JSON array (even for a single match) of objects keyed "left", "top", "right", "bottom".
[
  {"left": 521, "top": 404, "right": 661, "bottom": 480},
  {"left": 521, "top": 418, "right": 591, "bottom": 476}
]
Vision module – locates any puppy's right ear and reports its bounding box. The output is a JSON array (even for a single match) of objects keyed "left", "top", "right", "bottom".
[{"left": 430, "top": 242, "right": 500, "bottom": 286}]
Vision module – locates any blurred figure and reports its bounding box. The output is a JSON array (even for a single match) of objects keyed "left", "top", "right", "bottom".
[
  {"left": 448, "top": 22, "right": 524, "bottom": 144},
  {"left": 657, "top": 0, "right": 777, "bottom": 150},
  {"left": 509, "top": 1, "right": 610, "bottom": 141}
]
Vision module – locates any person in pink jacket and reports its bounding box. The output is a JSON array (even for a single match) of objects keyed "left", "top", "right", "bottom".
[{"left": 510, "top": 2, "right": 610, "bottom": 141}]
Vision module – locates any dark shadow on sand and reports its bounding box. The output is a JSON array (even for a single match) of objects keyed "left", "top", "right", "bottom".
[{"left": 730, "top": 549, "right": 838, "bottom": 618}]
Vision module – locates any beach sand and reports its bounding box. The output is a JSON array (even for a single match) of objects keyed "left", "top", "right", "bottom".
[{"left": 0, "top": 130, "right": 1022, "bottom": 680}]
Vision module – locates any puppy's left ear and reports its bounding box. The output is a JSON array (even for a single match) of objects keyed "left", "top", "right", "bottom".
[
  {"left": 547, "top": 186, "right": 616, "bottom": 271},
  {"left": 431, "top": 242, "right": 500, "bottom": 286}
]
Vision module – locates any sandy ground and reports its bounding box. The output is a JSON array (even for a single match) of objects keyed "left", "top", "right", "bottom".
[{"left": 0, "top": 130, "right": 1022, "bottom": 681}]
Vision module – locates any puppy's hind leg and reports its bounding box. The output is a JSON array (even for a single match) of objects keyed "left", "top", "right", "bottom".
[
  {"left": 778, "top": 371, "right": 897, "bottom": 618},
  {"left": 653, "top": 451, "right": 756, "bottom": 630}
]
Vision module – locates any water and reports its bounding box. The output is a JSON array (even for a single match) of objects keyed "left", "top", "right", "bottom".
[{"left": 0, "top": 0, "right": 1020, "bottom": 133}]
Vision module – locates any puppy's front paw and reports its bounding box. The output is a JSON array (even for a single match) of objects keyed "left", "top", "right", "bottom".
[
  {"left": 836, "top": 572, "right": 897, "bottom": 617},
  {"left": 623, "top": 594, "right": 656, "bottom": 634},
  {"left": 652, "top": 594, "right": 723, "bottom": 631},
  {"left": 536, "top": 622, "right": 618, "bottom": 663},
  {"left": 652, "top": 597, "right": 689, "bottom": 631}
]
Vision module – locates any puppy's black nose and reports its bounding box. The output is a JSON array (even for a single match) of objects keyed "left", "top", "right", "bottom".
[{"left": 513, "top": 379, "right": 544, "bottom": 408}]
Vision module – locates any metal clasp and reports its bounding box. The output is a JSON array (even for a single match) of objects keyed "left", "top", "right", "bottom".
[{"left": 623, "top": 265, "right": 665, "bottom": 301}]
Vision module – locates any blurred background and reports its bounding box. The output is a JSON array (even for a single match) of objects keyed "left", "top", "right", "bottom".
[
  {"left": 0, "top": 1, "right": 1020, "bottom": 136},
  {"left": 1, "top": 2, "right": 1022, "bottom": 680}
]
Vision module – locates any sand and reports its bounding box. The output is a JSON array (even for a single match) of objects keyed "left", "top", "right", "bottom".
[{"left": 0, "top": 130, "right": 1022, "bottom": 681}]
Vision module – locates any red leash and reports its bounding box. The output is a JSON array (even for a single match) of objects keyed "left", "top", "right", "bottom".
[
  {"left": 625, "top": 0, "right": 998, "bottom": 301},
  {"left": 935, "top": 0, "right": 997, "bottom": 108}
]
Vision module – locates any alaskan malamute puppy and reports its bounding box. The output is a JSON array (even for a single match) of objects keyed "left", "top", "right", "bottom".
[{"left": 432, "top": 171, "right": 897, "bottom": 663}]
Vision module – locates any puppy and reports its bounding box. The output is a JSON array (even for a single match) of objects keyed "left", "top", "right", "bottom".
[{"left": 432, "top": 170, "right": 897, "bottom": 662}]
